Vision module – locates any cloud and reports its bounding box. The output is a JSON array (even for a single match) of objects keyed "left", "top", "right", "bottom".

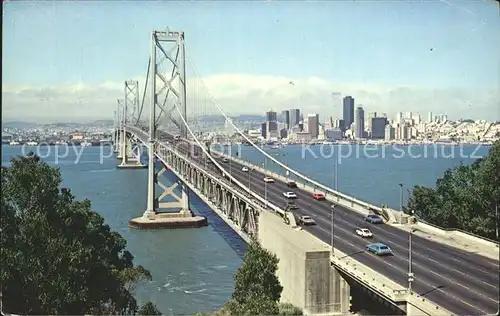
[{"left": 2, "top": 74, "right": 499, "bottom": 123}]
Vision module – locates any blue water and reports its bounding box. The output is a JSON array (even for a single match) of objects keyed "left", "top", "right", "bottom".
[
  {"left": 216, "top": 143, "right": 490, "bottom": 209},
  {"left": 1, "top": 145, "right": 245, "bottom": 315},
  {"left": 1, "top": 143, "right": 490, "bottom": 313}
]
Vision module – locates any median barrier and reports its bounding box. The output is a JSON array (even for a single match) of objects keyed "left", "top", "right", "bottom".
[
  {"left": 127, "top": 128, "right": 499, "bottom": 251},
  {"left": 414, "top": 221, "right": 447, "bottom": 237},
  {"left": 211, "top": 149, "right": 500, "bottom": 250},
  {"left": 415, "top": 220, "right": 499, "bottom": 248},
  {"left": 331, "top": 249, "right": 453, "bottom": 315},
  {"left": 451, "top": 229, "right": 499, "bottom": 247}
]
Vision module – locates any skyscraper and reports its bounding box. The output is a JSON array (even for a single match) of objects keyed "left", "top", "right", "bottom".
[
  {"left": 266, "top": 110, "right": 278, "bottom": 139},
  {"left": 355, "top": 106, "right": 365, "bottom": 139},
  {"left": 307, "top": 114, "right": 319, "bottom": 138},
  {"left": 266, "top": 110, "right": 277, "bottom": 122},
  {"left": 282, "top": 110, "right": 290, "bottom": 130},
  {"left": 371, "top": 117, "right": 387, "bottom": 139},
  {"left": 343, "top": 96, "right": 355, "bottom": 130},
  {"left": 289, "top": 109, "right": 300, "bottom": 128},
  {"left": 428, "top": 112, "right": 433, "bottom": 122}
]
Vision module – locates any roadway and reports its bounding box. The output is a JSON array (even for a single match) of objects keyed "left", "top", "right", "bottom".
[{"left": 152, "top": 130, "right": 499, "bottom": 315}]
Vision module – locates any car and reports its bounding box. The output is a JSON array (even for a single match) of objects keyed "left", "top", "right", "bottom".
[
  {"left": 222, "top": 158, "right": 229, "bottom": 163},
  {"left": 286, "top": 181, "right": 297, "bottom": 188},
  {"left": 283, "top": 192, "right": 297, "bottom": 199},
  {"left": 312, "top": 192, "right": 325, "bottom": 200},
  {"left": 242, "top": 167, "right": 249, "bottom": 172},
  {"left": 364, "top": 214, "right": 384, "bottom": 224},
  {"left": 263, "top": 177, "right": 274, "bottom": 183},
  {"left": 298, "top": 215, "right": 316, "bottom": 226},
  {"left": 355, "top": 228, "right": 373, "bottom": 238},
  {"left": 366, "top": 243, "right": 393, "bottom": 256},
  {"left": 285, "top": 201, "right": 299, "bottom": 210}
]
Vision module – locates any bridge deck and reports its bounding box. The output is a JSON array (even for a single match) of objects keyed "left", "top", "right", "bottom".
[{"left": 126, "top": 126, "right": 499, "bottom": 316}]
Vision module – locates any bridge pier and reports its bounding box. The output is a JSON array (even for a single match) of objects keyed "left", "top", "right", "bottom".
[
  {"left": 117, "top": 133, "right": 146, "bottom": 169},
  {"left": 129, "top": 155, "right": 207, "bottom": 229},
  {"left": 259, "top": 211, "right": 351, "bottom": 315}
]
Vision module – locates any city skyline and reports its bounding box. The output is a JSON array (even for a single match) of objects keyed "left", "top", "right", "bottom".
[{"left": 2, "top": 1, "right": 499, "bottom": 122}]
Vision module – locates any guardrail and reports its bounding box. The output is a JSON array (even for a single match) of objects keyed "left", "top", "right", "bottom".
[
  {"left": 415, "top": 220, "right": 499, "bottom": 248},
  {"left": 125, "top": 125, "right": 499, "bottom": 249},
  {"left": 210, "top": 149, "right": 396, "bottom": 221},
  {"left": 331, "top": 249, "right": 453, "bottom": 315},
  {"left": 127, "top": 126, "right": 287, "bottom": 218},
  {"left": 208, "top": 147, "right": 499, "bottom": 249}
]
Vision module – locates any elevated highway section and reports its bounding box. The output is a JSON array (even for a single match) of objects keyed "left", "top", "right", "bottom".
[{"left": 126, "top": 125, "right": 499, "bottom": 315}]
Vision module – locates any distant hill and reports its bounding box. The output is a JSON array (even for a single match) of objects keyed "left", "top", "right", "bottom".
[
  {"left": 197, "top": 114, "right": 266, "bottom": 123},
  {"left": 91, "top": 119, "right": 113, "bottom": 125},
  {"left": 1, "top": 121, "right": 40, "bottom": 129},
  {"left": 230, "top": 114, "right": 266, "bottom": 122}
]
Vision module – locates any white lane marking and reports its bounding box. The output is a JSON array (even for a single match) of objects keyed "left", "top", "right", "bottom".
[
  {"left": 230, "top": 163, "right": 498, "bottom": 291},
  {"left": 309, "top": 206, "right": 500, "bottom": 290},
  {"left": 247, "top": 179, "right": 500, "bottom": 306},
  {"left": 311, "top": 223, "right": 491, "bottom": 315},
  {"left": 202, "top": 153, "right": 499, "bottom": 296},
  {"left": 310, "top": 210, "right": 499, "bottom": 301},
  {"left": 302, "top": 197, "right": 500, "bottom": 273}
]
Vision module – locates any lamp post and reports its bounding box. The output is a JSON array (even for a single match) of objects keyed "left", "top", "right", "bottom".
[
  {"left": 495, "top": 201, "right": 498, "bottom": 242},
  {"left": 408, "top": 208, "right": 414, "bottom": 294},
  {"left": 262, "top": 158, "right": 268, "bottom": 207},
  {"left": 229, "top": 140, "right": 232, "bottom": 183},
  {"left": 331, "top": 204, "right": 336, "bottom": 255},
  {"left": 248, "top": 168, "right": 252, "bottom": 192},
  {"left": 399, "top": 183, "right": 404, "bottom": 224}
]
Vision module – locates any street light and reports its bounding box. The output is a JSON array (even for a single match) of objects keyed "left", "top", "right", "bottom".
[
  {"left": 496, "top": 201, "right": 499, "bottom": 243},
  {"left": 408, "top": 207, "right": 415, "bottom": 294},
  {"left": 248, "top": 168, "right": 252, "bottom": 192},
  {"left": 331, "top": 204, "right": 336, "bottom": 255},
  {"left": 229, "top": 140, "right": 232, "bottom": 183},
  {"left": 399, "top": 183, "right": 404, "bottom": 224},
  {"left": 398, "top": 183, "right": 404, "bottom": 212}
]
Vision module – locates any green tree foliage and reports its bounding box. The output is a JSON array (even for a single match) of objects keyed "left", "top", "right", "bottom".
[
  {"left": 407, "top": 141, "right": 500, "bottom": 239},
  {"left": 278, "top": 302, "right": 304, "bottom": 315},
  {"left": 0, "top": 153, "right": 161, "bottom": 315},
  {"left": 138, "top": 301, "right": 162, "bottom": 315},
  {"left": 226, "top": 237, "right": 284, "bottom": 315}
]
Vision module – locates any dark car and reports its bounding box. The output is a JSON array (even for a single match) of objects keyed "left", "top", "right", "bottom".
[
  {"left": 286, "top": 181, "right": 297, "bottom": 188},
  {"left": 364, "top": 214, "right": 384, "bottom": 224}
]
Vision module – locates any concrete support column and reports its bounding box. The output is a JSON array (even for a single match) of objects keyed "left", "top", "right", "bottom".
[{"left": 180, "top": 184, "right": 190, "bottom": 214}]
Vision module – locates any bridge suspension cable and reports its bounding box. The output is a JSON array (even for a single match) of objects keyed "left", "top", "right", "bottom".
[
  {"left": 184, "top": 46, "right": 351, "bottom": 200},
  {"left": 135, "top": 56, "right": 151, "bottom": 126},
  {"left": 171, "top": 90, "right": 283, "bottom": 215}
]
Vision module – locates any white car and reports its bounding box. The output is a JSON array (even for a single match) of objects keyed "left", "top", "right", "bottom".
[
  {"left": 283, "top": 192, "right": 297, "bottom": 199},
  {"left": 355, "top": 228, "right": 373, "bottom": 238},
  {"left": 242, "top": 167, "right": 249, "bottom": 172},
  {"left": 298, "top": 215, "right": 316, "bottom": 226},
  {"left": 263, "top": 177, "right": 274, "bottom": 183}
]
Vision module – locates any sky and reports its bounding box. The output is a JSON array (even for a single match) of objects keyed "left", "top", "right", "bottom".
[{"left": 2, "top": 0, "right": 500, "bottom": 123}]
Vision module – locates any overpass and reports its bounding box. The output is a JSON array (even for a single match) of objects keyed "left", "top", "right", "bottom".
[{"left": 113, "top": 29, "right": 499, "bottom": 315}]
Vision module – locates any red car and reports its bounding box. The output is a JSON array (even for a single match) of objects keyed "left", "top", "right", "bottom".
[{"left": 312, "top": 192, "right": 325, "bottom": 200}]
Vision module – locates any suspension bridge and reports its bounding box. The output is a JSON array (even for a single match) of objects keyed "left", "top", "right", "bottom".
[{"left": 112, "top": 29, "right": 499, "bottom": 315}]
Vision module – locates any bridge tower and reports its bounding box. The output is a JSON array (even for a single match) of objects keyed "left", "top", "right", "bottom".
[
  {"left": 115, "top": 99, "right": 124, "bottom": 158},
  {"left": 117, "top": 81, "right": 146, "bottom": 169},
  {"left": 113, "top": 106, "right": 119, "bottom": 154},
  {"left": 141, "top": 29, "right": 194, "bottom": 223}
]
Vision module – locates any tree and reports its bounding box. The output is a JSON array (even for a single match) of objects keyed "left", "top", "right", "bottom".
[
  {"left": 0, "top": 153, "right": 161, "bottom": 315},
  {"left": 227, "top": 237, "right": 283, "bottom": 315},
  {"left": 407, "top": 141, "right": 500, "bottom": 239},
  {"left": 138, "top": 301, "right": 162, "bottom": 315}
]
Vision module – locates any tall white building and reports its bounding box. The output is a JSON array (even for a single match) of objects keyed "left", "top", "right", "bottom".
[
  {"left": 385, "top": 125, "right": 395, "bottom": 141},
  {"left": 396, "top": 112, "right": 403, "bottom": 123},
  {"left": 428, "top": 112, "right": 433, "bottom": 122}
]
